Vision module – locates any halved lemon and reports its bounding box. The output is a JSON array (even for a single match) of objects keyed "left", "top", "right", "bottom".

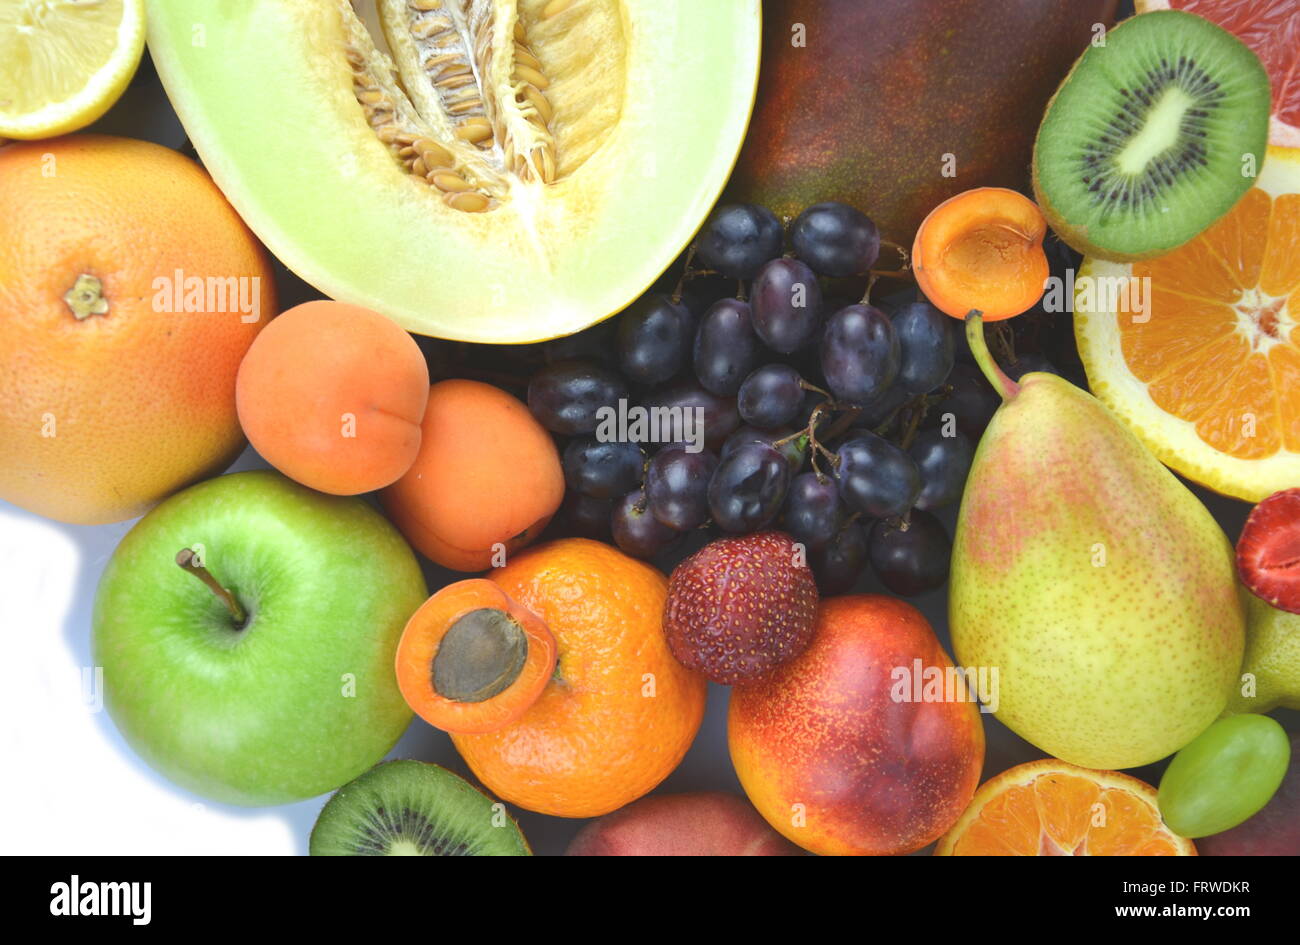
[
  {"left": 0, "top": 0, "right": 145, "bottom": 139},
  {"left": 1076, "top": 147, "right": 1300, "bottom": 502},
  {"left": 935, "top": 760, "right": 1196, "bottom": 856}
]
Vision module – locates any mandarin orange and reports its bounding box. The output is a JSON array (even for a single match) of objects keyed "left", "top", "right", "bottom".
[{"left": 451, "top": 539, "right": 706, "bottom": 818}]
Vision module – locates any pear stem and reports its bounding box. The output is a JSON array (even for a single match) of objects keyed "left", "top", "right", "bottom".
[
  {"left": 176, "top": 549, "right": 247, "bottom": 627},
  {"left": 965, "top": 310, "right": 1019, "bottom": 401}
]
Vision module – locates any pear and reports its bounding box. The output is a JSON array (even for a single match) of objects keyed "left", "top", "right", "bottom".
[
  {"left": 1224, "top": 593, "right": 1300, "bottom": 715},
  {"left": 950, "top": 313, "right": 1245, "bottom": 770}
]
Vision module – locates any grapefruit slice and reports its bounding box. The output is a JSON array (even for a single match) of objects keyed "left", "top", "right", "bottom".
[
  {"left": 1076, "top": 147, "right": 1300, "bottom": 502},
  {"left": 1136, "top": 0, "right": 1300, "bottom": 149},
  {"left": 935, "top": 760, "right": 1196, "bottom": 856}
]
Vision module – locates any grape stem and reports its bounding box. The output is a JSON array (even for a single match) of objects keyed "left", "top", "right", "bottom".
[
  {"left": 669, "top": 245, "right": 721, "bottom": 304},
  {"left": 797, "top": 378, "right": 832, "bottom": 399}
]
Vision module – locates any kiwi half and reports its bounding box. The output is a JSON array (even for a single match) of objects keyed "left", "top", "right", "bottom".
[
  {"left": 1032, "top": 10, "right": 1271, "bottom": 261},
  {"left": 309, "top": 760, "right": 530, "bottom": 856}
]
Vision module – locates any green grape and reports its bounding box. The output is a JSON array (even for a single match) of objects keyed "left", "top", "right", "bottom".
[{"left": 1157, "top": 714, "right": 1291, "bottom": 839}]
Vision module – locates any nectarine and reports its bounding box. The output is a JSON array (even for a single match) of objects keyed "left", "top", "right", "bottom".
[{"left": 729, "top": 595, "right": 985, "bottom": 856}]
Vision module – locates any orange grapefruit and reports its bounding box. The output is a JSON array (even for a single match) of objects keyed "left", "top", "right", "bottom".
[{"left": 0, "top": 136, "right": 276, "bottom": 524}]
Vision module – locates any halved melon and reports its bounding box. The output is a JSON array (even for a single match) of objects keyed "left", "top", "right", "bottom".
[{"left": 146, "top": 0, "right": 761, "bottom": 342}]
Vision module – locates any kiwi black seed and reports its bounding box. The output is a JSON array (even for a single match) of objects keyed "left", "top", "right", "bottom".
[
  {"left": 1032, "top": 9, "right": 1271, "bottom": 261},
  {"left": 308, "top": 760, "right": 530, "bottom": 856}
]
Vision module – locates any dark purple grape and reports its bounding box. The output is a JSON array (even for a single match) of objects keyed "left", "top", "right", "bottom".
[
  {"left": 1003, "top": 353, "right": 1061, "bottom": 382},
  {"left": 737, "top": 364, "right": 804, "bottom": 429},
  {"left": 528, "top": 360, "right": 627, "bottom": 435},
  {"left": 812, "top": 522, "right": 868, "bottom": 594},
  {"left": 694, "top": 203, "right": 784, "bottom": 280},
  {"left": 892, "top": 301, "right": 954, "bottom": 394},
  {"left": 722, "top": 425, "right": 806, "bottom": 475},
  {"left": 640, "top": 382, "right": 740, "bottom": 451},
  {"left": 783, "top": 472, "right": 843, "bottom": 553},
  {"left": 930, "top": 363, "right": 999, "bottom": 440},
  {"left": 611, "top": 490, "right": 680, "bottom": 559},
  {"left": 820, "top": 304, "right": 899, "bottom": 405},
  {"left": 751, "top": 258, "right": 823, "bottom": 354},
  {"left": 617, "top": 294, "right": 694, "bottom": 386},
  {"left": 857, "top": 385, "right": 911, "bottom": 431},
  {"left": 908, "top": 429, "right": 973, "bottom": 511},
  {"left": 790, "top": 202, "right": 880, "bottom": 278},
  {"left": 707, "top": 442, "right": 790, "bottom": 533},
  {"left": 562, "top": 437, "right": 644, "bottom": 499},
  {"left": 835, "top": 432, "right": 920, "bottom": 519},
  {"left": 543, "top": 319, "right": 618, "bottom": 366},
  {"left": 645, "top": 445, "right": 718, "bottom": 530},
  {"left": 694, "top": 298, "right": 763, "bottom": 396},
  {"left": 868, "top": 511, "right": 951, "bottom": 596},
  {"left": 557, "top": 492, "right": 613, "bottom": 541}
]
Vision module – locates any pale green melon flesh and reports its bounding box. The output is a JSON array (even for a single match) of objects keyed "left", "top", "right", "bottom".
[{"left": 146, "top": 0, "right": 761, "bottom": 342}]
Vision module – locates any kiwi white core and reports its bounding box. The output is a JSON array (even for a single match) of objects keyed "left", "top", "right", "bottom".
[{"left": 1114, "top": 86, "right": 1195, "bottom": 176}]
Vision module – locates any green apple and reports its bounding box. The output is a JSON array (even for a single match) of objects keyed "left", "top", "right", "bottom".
[{"left": 92, "top": 470, "right": 426, "bottom": 805}]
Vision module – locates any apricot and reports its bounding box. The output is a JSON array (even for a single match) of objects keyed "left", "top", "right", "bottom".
[
  {"left": 235, "top": 301, "right": 429, "bottom": 495},
  {"left": 382, "top": 379, "right": 564, "bottom": 572},
  {"left": 729, "top": 595, "right": 985, "bottom": 856},
  {"left": 395, "top": 579, "right": 557, "bottom": 735},
  {"left": 566, "top": 792, "right": 804, "bottom": 856},
  {"left": 912, "top": 187, "right": 1049, "bottom": 321}
]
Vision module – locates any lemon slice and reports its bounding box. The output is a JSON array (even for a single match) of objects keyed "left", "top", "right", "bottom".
[{"left": 0, "top": 0, "right": 145, "bottom": 139}]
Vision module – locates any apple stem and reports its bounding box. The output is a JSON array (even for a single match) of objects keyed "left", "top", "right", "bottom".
[
  {"left": 965, "top": 309, "right": 1019, "bottom": 401},
  {"left": 175, "top": 549, "right": 247, "bottom": 628}
]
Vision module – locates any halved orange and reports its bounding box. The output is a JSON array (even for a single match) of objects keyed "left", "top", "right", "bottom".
[
  {"left": 1136, "top": 0, "right": 1300, "bottom": 149},
  {"left": 1076, "top": 147, "right": 1300, "bottom": 502},
  {"left": 935, "top": 760, "right": 1197, "bottom": 856}
]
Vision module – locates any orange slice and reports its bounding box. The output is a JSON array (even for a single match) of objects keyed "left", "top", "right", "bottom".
[
  {"left": 1076, "top": 147, "right": 1300, "bottom": 502},
  {"left": 935, "top": 760, "right": 1197, "bottom": 856},
  {"left": 1137, "top": 0, "right": 1300, "bottom": 149}
]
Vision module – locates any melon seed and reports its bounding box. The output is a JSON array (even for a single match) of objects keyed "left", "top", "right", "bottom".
[
  {"left": 514, "top": 64, "right": 549, "bottom": 91},
  {"left": 446, "top": 191, "right": 491, "bottom": 213},
  {"left": 432, "top": 172, "right": 473, "bottom": 193},
  {"left": 455, "top": 117, "right": 494, "bottom": 144}
]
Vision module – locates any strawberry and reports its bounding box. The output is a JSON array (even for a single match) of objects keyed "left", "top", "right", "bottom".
[
  {"left": 1237, "top": 488, "right": 1300, "bottom": 614},
  {"left": 664, "top": 531, "right": 819, "bottom": 684}
]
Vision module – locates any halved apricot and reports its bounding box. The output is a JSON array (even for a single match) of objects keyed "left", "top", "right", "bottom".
[
  {"left": 912, "top": 187, "right": 1049, "bottom": 321},
  {"left": 395, "top": 579, "right": 557, "bottom": 735}
]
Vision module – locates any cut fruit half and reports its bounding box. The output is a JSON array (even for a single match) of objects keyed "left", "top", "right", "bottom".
[
  {"left": 395, "top": 578, "right": 557, "bottom": 734},
  {"left": 935, "top": 760, "right": 1197, "bottom": 856},
  {"left": 0, "top": 0, "right": 146, "bottom": 139},
  {"left": 1076, "top": 146, "right": 1300, "bottom": 502},
  {"left": 145, "top": 0, "right": 762, "bottom": 342},
  {"left": 1032, "top": 9, "right": 1272, "bottom": 261},
  {"left": 912, "top": 187, "right": 1049, "bottom": 322},
  {"left": 309, "top": 760, "right": 532, "bottom": 855},
  {"left": 1137, "top": 0, "right": 1300, "bottom": 149}
]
